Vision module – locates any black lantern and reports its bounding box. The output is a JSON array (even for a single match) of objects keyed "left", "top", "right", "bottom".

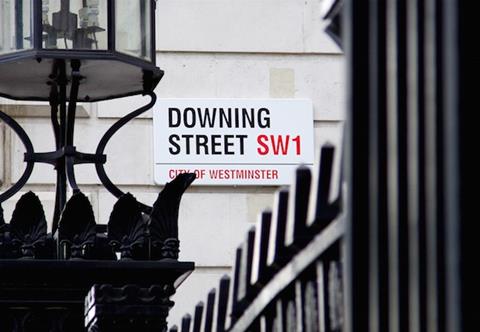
[
  {"left": 0, "top": 0, "right": 161, "bottom": 102},
  {"left": 0, "top": 2, "right": 195, "bottom": 331},
  {"left": 0, "top": 0, "right": 164, "bottom": 228}
]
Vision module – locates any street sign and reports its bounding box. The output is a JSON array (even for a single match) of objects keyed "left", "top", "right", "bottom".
[{"left": 153, "top": 99, "right": 314, "bottom": 185}]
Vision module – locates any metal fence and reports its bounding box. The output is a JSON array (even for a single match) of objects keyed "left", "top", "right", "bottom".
[
  {"left": 341, "top": 0, "right": 470, "bottom": 331},
  {"left": 170, "top": 144, "right": 344, "bottom": 332},
  {"left": 170, "top": 0, "right": 471, "bottom": 331}
]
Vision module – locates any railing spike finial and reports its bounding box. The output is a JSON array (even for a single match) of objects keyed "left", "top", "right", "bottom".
[
  {"left": 57, "top": 191, "right": 97, "bottom": 260},
  {"left": 192, "top": 301, "right": 205, "bottom": 332},
  {"left": 9, "top": 191, "right": 49, "bottom": 259},
  {"left": 267, "top": 188, "right": 289, "bottom": 269},
  {"left": 251, "top": 210, "right": 273, "bottom": 288},
  {"left": 285, "top": 166, "right": 312, "bottom": 249},
  {"left": 108, "top": 193, "right": 148, "bottom": 260},
  {"left": 308, "top": 144, "right": 339, "bottom": 229},
  {"left": 181, "top": 313, "right": 192, "bottom": 332},
  {"left": 216, "top": 275, "right": 231, "bottom": 332},
  {"left": 204, "top": 289, "right": 216, "bottom": 332}
]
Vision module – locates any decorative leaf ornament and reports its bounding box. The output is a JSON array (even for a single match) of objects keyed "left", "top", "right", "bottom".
[
  {"left": 108, "top": 193, "right": 148, "bottom": 260},
  {"left": 149, "top": 173, "right": 196, "bottom": 260},
  {"left": 58, "top": 192, "right": 97, "bottom": 259},
  {"left": 9, "top": 192, "right": 48, "bottom": 258}
]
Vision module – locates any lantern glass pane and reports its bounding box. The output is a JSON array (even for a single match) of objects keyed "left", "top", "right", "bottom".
[
  {"left": 0, "top": 0, "right": 33, "bottom": 55},
  {"left": 116, "top": 0, "right": 152, "bottom": 61},
  {"left": 42, "top": 0, "right": 108, "bottom": 50}
]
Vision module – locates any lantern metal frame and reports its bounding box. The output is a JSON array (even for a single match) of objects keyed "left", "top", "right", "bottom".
[{"left": 0, "top": 0, "right": 161, "bottom": 102}]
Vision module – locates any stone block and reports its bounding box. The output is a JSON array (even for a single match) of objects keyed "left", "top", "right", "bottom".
[
  {"left": 97, "top": 95, "right": 153, "bottom": 119},
  {"left": 99, "top": 53, "right": 345, "bottom": 121},
  {"left": 0, "top": 98, "right": 91, "bottom": 117},
  {"left": 10, "top": 119, "right": 57, "bottom": 185},
  {"left": 270, "top": 68, "right": 295, "bottom": 98},
  {"left": 160, "top": 53, "right": 345, "bottom": 121},
  {"left": 156, "top": 0, "right": 341, "bottom": 54}
]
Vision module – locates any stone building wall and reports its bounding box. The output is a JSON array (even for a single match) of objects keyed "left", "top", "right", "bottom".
[{"left": 0, "top": 0, "right": 344, "bottom": 325}]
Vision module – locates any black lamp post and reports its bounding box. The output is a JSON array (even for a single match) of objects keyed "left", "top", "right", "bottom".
[
  {"left": 0, "top": 0, "right": 164, "bottom": 229},
  {"left": 0, "top": 2, "right": 194, "bottom": 331}
]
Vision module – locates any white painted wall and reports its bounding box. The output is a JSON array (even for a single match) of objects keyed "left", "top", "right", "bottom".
[{"left": 0, "top": 0, "right": 344, "bottom": 327}]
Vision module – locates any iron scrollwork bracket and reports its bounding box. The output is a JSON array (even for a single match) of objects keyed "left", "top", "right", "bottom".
[
  {"left": 0, "top": 60, "right": 158, "bottom": 230},
  {"left": 0, "top": 111, "right": 35, "bottom": 204},
  {"left": 95, "top": 91, "right": 157, "bottom": 214}
]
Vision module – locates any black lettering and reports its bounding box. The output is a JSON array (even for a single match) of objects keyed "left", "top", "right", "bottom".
[
  {"left": 219, "top": 108, "right": 231, "bottom": 128},
  {"left": 234, "top": 108, "right": 239, "bottom": 128},
  {"left": 184, "top": 108, "right": 196, "bottom": 128},
  {"left": 211, "top": 135, "right": 222, "bottom": 155},
  {"left": 224, "top": 135, "right": 235, "bottom": 155},
  {"left": 168, "top": 108, "right": 181, "bottom": 127},
  {"left": 169, "top": 134, "right": 180, "bottom": 154},
  {"left": 258, "top": 108, "right": 270, "bottom": 128},
  {"left": 242, "top": 108, "right": 255, "bottom": 128},
  {"left": 182, "top": 134, "right": 194, "bottom": 154},
  {"left": 198, "top": 108, "right": 216, "bottom": 127},
  {"left": 196, "top": 135, "right": 209, "bottom": 155},
  {"left": 237, "top": 135, "right": 247, "bottom": 155}
]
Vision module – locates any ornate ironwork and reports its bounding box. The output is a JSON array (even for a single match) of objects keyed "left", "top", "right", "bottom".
[
  {"left": 0, "top": 188, "right": 194, "bottom": 331},
  {"left": 0, "top": 185, "right": 196, "bottom": 262},
  {"left": 85, "top": 283, "right": 176, "bottom": 332},
  {"left": 149, "top": 172, "right": 196, "bottom": 260},
  {"left": 108, "top": 193, "right": 149, "bottom": 260},
  {"left": 0, "top": 3, "right": 197, "bottom": 331},
  {"left": 0, "top": 60, "right": 157, "bottom": 232},
  {"left": 0, "top": 58, "right": 195, "bottom": 331},
  {"left": 8, "top": 191, "right": 51, "bottom": 259},
  {"left": 0, "top": 112, "right": 35, "bottom": 203},
  {"left": 58, "top": 192, "right": 98, "bottom": 260},
  {"left": 95, "top": 91, "right": 157, "bottom": 214}
]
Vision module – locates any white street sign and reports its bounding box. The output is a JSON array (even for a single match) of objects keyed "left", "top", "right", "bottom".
[{"left": 153, "top": 99, "right": 314, "bottom": 185}]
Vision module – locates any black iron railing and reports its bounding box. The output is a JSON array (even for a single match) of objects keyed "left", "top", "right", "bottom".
[
  {"left": 168, "top": 0, "right": 471, "bottom": 331},
  {"left": 0, "top": 173, "right": 195, "bottom": 331},
  {"left": 170, "top": 144, "right": 343, "bottom": 332}
]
